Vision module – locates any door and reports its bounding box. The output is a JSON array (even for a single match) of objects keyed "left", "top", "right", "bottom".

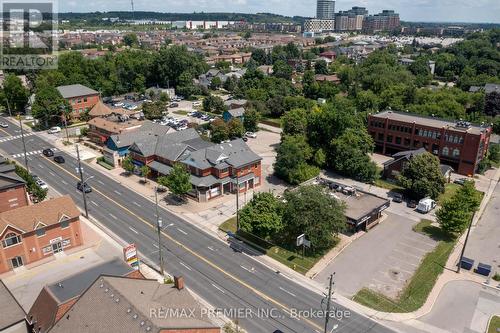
[
  {"left": 52, "top": 242, "right": 63, "bottom": 254},
  {"left": 11, "top": 256, "right": 23, "bottom": 268}
]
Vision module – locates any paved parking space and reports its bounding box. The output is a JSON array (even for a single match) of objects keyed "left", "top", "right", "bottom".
[{"left": 314, "top": 212, "right": 437, "bottom": 298}]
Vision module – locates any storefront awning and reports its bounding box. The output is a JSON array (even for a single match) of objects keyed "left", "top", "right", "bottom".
[{"left": 149, "top": 161, "right": 173, "bottom": 175}]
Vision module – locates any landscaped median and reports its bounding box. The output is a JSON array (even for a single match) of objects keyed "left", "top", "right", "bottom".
[
  {"left": 219, "top": 217, "right": 331, "bottom": 274},
  {"left": 353, "top": 219, "right": 456, "bottom": 312},
  {"left": 488, "top": 316, "right": 500, "bottom": 333}
]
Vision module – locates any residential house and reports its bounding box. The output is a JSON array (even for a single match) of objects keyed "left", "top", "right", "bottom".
[
  {"left": 0, "top": 196, "right": 83, "bottom": 274},
  {"left": 368, "top": 110, "right": 492, "bottom": 175},
  {"left": 257, "top": 65, "right": 274, "bottom": 76},
  {"left": 87, "top": 116, "right": 143, "bottom": 145},
  {"left": 224, "top": 99, "right": 247, "bottom": 110},
  {"left": 222, "top": 107, "right": 245, "bottom": 123},
  {"left": 56, "top": 84, "right": 100, "bottom": 119},
  {"left": 0, "top": 156, "right": 29, "bottom": 213},
  {"left": 45, "top": 275, "right": 220, "bottom": 333},
  {"left": 314, "top": 74, "right": 341, "bottom": 84},
  {"left": 28, "top": 258, "right": 144, "bottom": 333},
  {"left": 0, "top": 280, "right": 28, "bottom": 333}
]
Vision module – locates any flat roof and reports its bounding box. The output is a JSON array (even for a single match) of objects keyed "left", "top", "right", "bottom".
[
  {"left": 370, "top": 110, "right": 489, "bottom": 135},
  {"left": 333, "top": 190, "right": 389, "bottom": 223}
]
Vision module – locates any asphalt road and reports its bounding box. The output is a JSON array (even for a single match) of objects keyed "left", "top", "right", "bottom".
[{"left": 0, "top": 116, "right": 396, "bottom": 333}]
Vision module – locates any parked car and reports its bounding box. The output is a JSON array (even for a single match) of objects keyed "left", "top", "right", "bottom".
[
  {"left": 192, "top": 101, "right": 202, "bottom": 107},
  {"left": 0, "top": 122, "right": 9, "bottom": 128},
  {"left": 48, "top": 126, "right": 61, "bottom": 134},
  {"left": 77, "top": 181, "right": 92, "bottom": 193},
  {"left": 169, "top": 102, "right": 179, "bottom": 108},
  {"left": 201, "top": 115, "right": 210, "bottom": 121},
  {"left": 36, "top": 179, "right": 48, "bottom": 190},
  {"left": 54, "top": 156, "right": 65, "bottom": 164},
  {"left": 245, "top": 132, "right": 257, "bottom": 138},
  {"left": 25, "top": 116, "right": 34, "bottom": 120},
  {"left": 408, "top": 200, "right": 418, "bottom": 209},
  {"left": 42, "top": 148, "right": 54, "bottom": 157},
  {"left": 113, "top": 102, "right": 124, "bottom": 107},
  {"left": 393, "top": 193, "right": 404, "bottom": 203}
]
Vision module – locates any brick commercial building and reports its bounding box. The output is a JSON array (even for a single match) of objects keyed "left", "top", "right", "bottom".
[
  {"left": 0, "top": 156, "right": 29, "bottom": 213},
  {"left": 44, "top": 275, "right": 221, "bottom": 333},
  {"left": 0, "top": 196, "right": 83, "bottom": 274},
  {"left": 28, "top": 258, "right": 144, "bottom": 333},
  {"left": 368, "top": 110, "right": 492, "bottom": 176},
  {"left": 57, "top": 84, "right": 100, "bottom": 119}
]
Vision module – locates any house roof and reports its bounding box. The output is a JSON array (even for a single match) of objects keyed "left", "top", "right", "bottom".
[
  {"left": 89, "top": 101, "right": 113, "bottom": 117},
  {"left": 57, "top": 84, "right": 99, "bottom": 99},
  {"left": 383, "top": 148, "right": 427, "bottom": 167},
  {"left": 484, "top": 83, "right": 500, "bottom": 94},
  {"left": 109, "top": 121, "right": 172, "bottom": 149},
  {"left": 0, "top": 195, "right": 79, "bottom": 236},
  {"left": 48, "top": 276, "right": 220, "bottom": 333},
  {"left": 371, "top": 110, "right": 489, "bottom": 135},
  {"left": 224, "top": 99, "right": 247, "bottom": 108},
  {"left": 0, "top": 280, "right": 26, "bottom": 330},
  {"left": 88, "top": 117, "right": 142, "bottom": 135},
  {"left": 226, "top": 107, "right": 245, "bottom": 118}
]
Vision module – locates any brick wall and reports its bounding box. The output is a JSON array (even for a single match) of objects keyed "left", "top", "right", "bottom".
[{"left": 0, "top": 185, "right": 28, "bottom": 213}]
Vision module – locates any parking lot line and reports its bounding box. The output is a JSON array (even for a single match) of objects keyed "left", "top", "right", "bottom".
[
  {"left": 392, "top": 248, "right": 423, "bottom": 260},
  {"left": 396, "top": 242, "right": 431, "bottom": 254}
]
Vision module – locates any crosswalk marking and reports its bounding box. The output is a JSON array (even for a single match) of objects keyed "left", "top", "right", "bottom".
[
  {"left": 0, "top": 132, "right": 35, "bottom": 143},
  {"left": 10, "top": 148, "right": 59, "bottom": 159}
]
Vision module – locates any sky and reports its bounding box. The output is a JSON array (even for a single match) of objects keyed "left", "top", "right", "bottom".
[{"left": 60, "top": 0, "right": 500, "bottom": 23}]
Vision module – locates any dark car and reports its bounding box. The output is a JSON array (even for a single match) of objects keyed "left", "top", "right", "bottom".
[
  {"left": 77, "top": 181, "right": 92, "bottom": 193},
  {"left": 54, "top": 156, "right": 65, "bottom": 164},
  {"left": 169, "top": 102, "right": 179, "bottom": 108},
  {"left": 42, "top": 148, "right": 54, "bottom": 157},
  {"left": 393, "top": 193, "right": 404, "bottom": 203},
  {"left": 408, "top": 200, "right": 417, "bottom": 209}
]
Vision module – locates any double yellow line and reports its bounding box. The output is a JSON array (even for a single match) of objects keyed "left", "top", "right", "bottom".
[{"left": 40, "top": 154, "right": 323, "bottom": 332}]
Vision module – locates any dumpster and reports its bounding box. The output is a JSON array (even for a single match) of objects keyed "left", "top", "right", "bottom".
[
  {"left": 460, "top": 257, "right": 474, "bottom": 270},
  {"left": 476, "top": 263, "right": 492, "bottom": 276}
]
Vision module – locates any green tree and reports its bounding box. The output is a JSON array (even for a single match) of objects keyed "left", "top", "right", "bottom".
[
  {"left": 243, "top": 108, "right": 260, "bottom": 132},
  {"left": 274, "top": 135, "right": 319, "bottom": 185},
  {"left": 210, "top": 76, "right": 222, "bottom": 90},
  {"left": 281, "top": 108, "right": 308, "bottom": 136},
  {"left": 239, "top": 192, "right": 283, "bottom": 239},
  {"left": 121, "top": 156, "right": 135, "bottom": 175},
  {"left": 227, "top": 118, "right": 244, "bottom": 138},
  {"left": 210, "top": 119, "right": 229, "bottom": 143},
  {"left": 282, "top": 185, "right": 346, "bottom": 251},
  {"left": 2, "top": 74, "right": 30, "bottom": 114},
  {"left": 31, "top": 86, "right": 68, "bottom": 127},
  {"left": 251, "top": 49, "right": 268, "bottom": 66},
  {"left": 436, "top": 196, "right": 471, "bottom": 235},
  {"left": 488, "top": 144, "right": 500, "bottom": 164},
  {"left": 454, "top": 180, "right": 482, "bottom": 213},
  {"left": 397, "top": 152, "right": 445, "bottom": 200},
  {"left": 140, "top": 165, "right": 151, "bottom": 183},
  {"left": 273, "top": 60, "right": 293, "bottom": 80},
  {"left": 142, "top": 101, "right": 167, "bottom": 120},
  {"left": 203, "top": 95, "right": 226, "bottom": 114},
  {"left": 123, "top": 33, "right": 138, "bottom": 47},
  {"left": 160, "top": 163, "right": 192, "bottom": 198},
  {"left": 314, "top": 60, "right": 328, "bottom": 75}
]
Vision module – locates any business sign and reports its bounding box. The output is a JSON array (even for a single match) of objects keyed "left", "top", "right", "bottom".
[
  {"left": 296, "top": 234, "right": 305, "bottom": 247},
  {"left": 123, "top": 243, "right": 140, "bottom": 270}
]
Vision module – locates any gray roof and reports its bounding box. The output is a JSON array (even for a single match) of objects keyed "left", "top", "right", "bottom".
[
  {"left": 371, "top": 110, "right": 489, "bottom": 135},
  {"left": 182, "top": 139, "right": 261, "bottom": 169},
  {"left": 484, "top": 83, "right": 500, "bottom": 94},
  {"left": 224, "top": 99, "right": 247, "bottom": 108},
  {"left": 190, "top": 174, "right": 229, "bottom": 187},
  {"left": 49, "top": 276, "right": 219, "bottom": 333},
  {"left": 109, "top": 121, "right": 171, "bottom": 149},
  {"left": 226, "top": 107, "right": 245, "bottom": 118},
  {"left": 392, "top": 147, "right": 427, "bottom": 159},
  {"left": 0, "top": 280, "right": 25, "bottom": 330},
  {"left": 440, "top": 164, "right": 453, "bottom": 175},
  {"left": 56, "top": 84, "right": 98, "bottom": 99},
  {"left": 149, "top": 161, "right": 173, "bottom": 175},
  {"left": 46, "top": 258, "right": 135, "bottom": 304}
]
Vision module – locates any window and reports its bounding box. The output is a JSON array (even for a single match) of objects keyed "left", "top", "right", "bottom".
[
  {"left": 423, "top": 130, "right": 428, "bottom": 137},
  {"left": 2, "top": 233, "right": 21, "bottom": 248},
  {"left": 77, "top": 99, "right": 82, "bottom": 103},
  {"left": 10, "top": 256, "right": 23, "bottom": 268},
  {"left": 453, "top": 149, "right": 460, "bottom": 157},
  {"left": 459, "top": 137, "right": 463, "bottom": 144},
  {"left": 61, "top": 221, "right": 70, "bottom": 229},
  {"left": 378, "top": 133, "right": 384, "bottom": 141},
  {"left": 84, "top": 97, "right": 88, "bottom": 102},
  {"left": 442, "top": 147, "right": 449, "bottom": 156},
  {"left": 395, "top": 137, "right": 402, "bottom": 145},
  {"left": 432, "top": 131, "right": 437, "bottom": 139},
  {"left": 387, "top": 135, "right": 393, "bottom": 143},
  {"left": 453, "top": 136, "right": 459, "bottom": 144},
  {"left": 448, "top": 135, "right": 454, "bottom": 143},
  {"left": 36, "top": 228, "right": 45, "bottom": 237},
  {"left": 404, "top": 138, "right": 411, "bottom": 146}
]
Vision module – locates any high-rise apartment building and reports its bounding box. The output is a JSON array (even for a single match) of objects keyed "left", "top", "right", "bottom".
[
  {"left": 363, "top": 10, "right": 400, "bottom": 33},
  {"left": 334, "top": 6, "right": 367, "bottom": 31},
  {"left": 316, "top": 0, "right": 335, "bottom": 20}
]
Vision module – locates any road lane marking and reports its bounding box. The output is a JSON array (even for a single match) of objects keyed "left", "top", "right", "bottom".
[
  {"left": 240, "top": 265, "right": 255, "bottom": 273},
  {"left": 90, "top": 201, "right": 99, "bottom": 207},
  {"left": 179, "top": 262, "right": 192, "bottom": 271},
  {"left": 133, "top": 201, "right": 141, "bottom": 207},
  {"left": 211, "top": 283, "right": 226, "bottom": 294},
  {"left": 49, "top": 172, "right": 56, "bottom": 176},
  {"left": 97, "top": 180, "right": 104, "bottom": 185},
  {"left": 152, "top": 244, "right": 159, "bottom": 248},
  {"left": 113, "top": 190, "right": 122, "bottom": 196},
  {"left": 61, "top": 180, "right": 68, "bottom": 185},
  {"left": 109, "top": 213, "right": 118, "bottom": 220},
  {"left": 207, "top": 246, "right": 215, "bottom": 251},
  {"left": 177, "top": 228, "right": 188, "bottom": 235},
  {"left": 36, "top": 155, "right": 323, "bottom": 331},
  {"left": 279, "top": 287, "right": 296, "bottom": 298},
  {"left": 128, "top": 226, "right": 139, "bottom": 234},
  {"left": 38, "top": 164, "right": 44, "bottom": 169}
]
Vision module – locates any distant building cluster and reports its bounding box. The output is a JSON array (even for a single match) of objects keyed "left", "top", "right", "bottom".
[{"left": 304, "top": 1, "right": 400, "bottom": 34}]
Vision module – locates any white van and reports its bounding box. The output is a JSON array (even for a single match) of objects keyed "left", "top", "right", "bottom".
[
  {"left": 48, "top": 126, "right": 62, "bottom": 134},
  {"left": 417, "top": 198, "right": 436, "bottom": 214}
]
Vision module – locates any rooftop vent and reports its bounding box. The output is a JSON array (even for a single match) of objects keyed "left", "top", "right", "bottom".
[{"left": 455, "top": 121, "right": 471, "bottom": 129}]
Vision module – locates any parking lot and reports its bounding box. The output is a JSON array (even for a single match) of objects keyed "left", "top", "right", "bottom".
[{"left": 314, "top": 212, "right": 437, "bottom": 299}]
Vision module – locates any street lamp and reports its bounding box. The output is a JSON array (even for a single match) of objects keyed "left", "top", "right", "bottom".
[{"left": 155, "top": 187, "right": 165, "bottom": 277}]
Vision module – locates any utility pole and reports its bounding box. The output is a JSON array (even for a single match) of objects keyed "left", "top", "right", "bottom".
[
  {"left": 60, "top": 105, "right": 70, "bottom": 143},
  {"left": 18, "top": 114, "right": 29, "bottom": 173},
  {"left": 457, "top": 212, "right": 476, "bottom": 273},
  {"left": 155, "top": 188, "right": 164, "bottom": 277},
  {"left": 324, "top": 273, "right": 335, "bottom": 333},
  {"left": 235, "top": 174, "right": 240, "bottom": 231},
  {"left": 76, "top": 144, "right": 89, "bottom": 218}
]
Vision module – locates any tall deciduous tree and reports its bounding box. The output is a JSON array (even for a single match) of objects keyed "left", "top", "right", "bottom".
[
  {"left": 274, "top": 135, "right": 319, "bottom": 185},
  {"left": 159, "top": 163, "right": 192, "bottom": 198},
  {"left": 398, "top": 152, "right": 446, "bottom": 200},
  {"left": 31, "top": 85, "right": 68, "bottom": 127},
  {"left": 243, "top": 108, "right": 260, "bottom": 132},
  {"left": 2, "top": 74, "right": 29, "bottom": 114},
  {"left": 239, "top": 192, "right": 283, "bottom": 239}
]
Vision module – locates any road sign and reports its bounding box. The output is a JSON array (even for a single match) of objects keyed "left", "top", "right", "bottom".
[
  {"left": 303, "top": 239, "right": 311, "bottom": 248},
  {"left": 296, "top": 234, "right": 305, "bottom": 247}
]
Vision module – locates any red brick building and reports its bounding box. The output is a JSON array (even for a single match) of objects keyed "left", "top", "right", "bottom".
[
  {"left": 368, "top": 110, "right": 492, "bottom": 176},
  {"left": 0, "top": 196, "right": 83, "bottom": 274},
  {"left": 28, "top": 258, "right": 144, "bottom": 333},
  {"left": 128, "top": 129, "right": 262, "bottom": 202},
  {"left": 57, "top": 84, "right": 100, "bottom": 119},
  {"left": 0, "top": 156, "right": 29, "bottom": 213}
]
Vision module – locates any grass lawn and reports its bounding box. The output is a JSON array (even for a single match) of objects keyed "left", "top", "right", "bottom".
[
  {"left": 373, "top": 178, "right": 404, "bottom": 192},
  {"left": 173, "top": 110, "right": 189, "bottom": 115},
  {"left": 353, "top": 219, "right": 456, "bottom": 312},
  {"left": 219, "top": 217, "right": 330, "bottom": 274},
  {"left": 437, "top": 183, "right": 461, "bottom": 205},
  {"left": 488, "top": 316, "right": 500, "bottom": 333}
]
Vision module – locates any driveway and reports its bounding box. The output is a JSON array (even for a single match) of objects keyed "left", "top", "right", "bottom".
[{"left": 314, "top": 212, "right": 437, "bottom": 299}]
